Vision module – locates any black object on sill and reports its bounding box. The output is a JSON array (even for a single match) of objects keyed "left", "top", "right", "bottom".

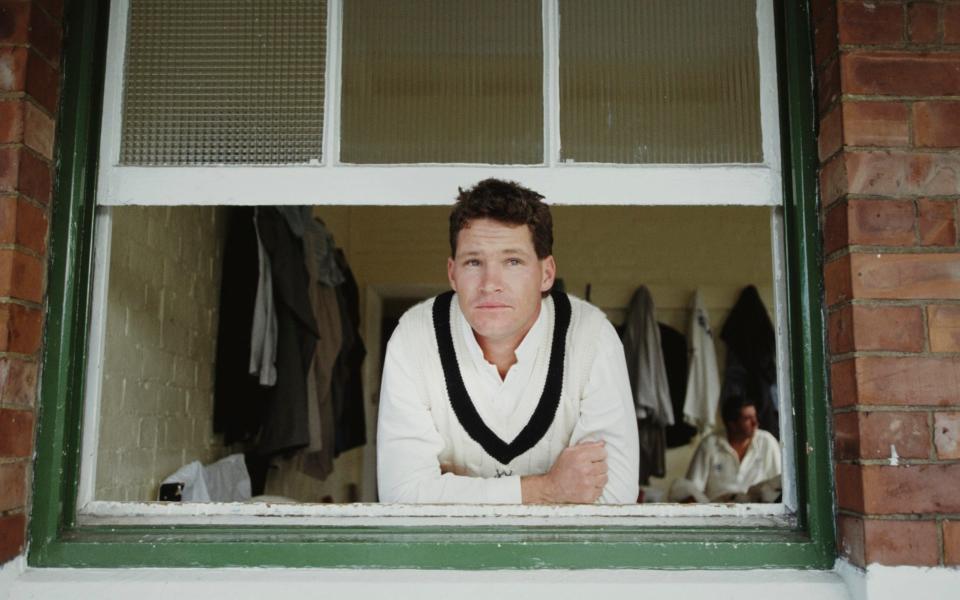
[{"left": 158, "top": 482, "right": 184, "bottom": 502}]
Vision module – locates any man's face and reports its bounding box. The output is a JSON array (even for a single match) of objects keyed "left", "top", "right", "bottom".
[
  {"left": 447, "top": 218, "right": 556, "bottom": 349},
  {"left": 728, "top": 405, "right": 759, "bottom": 440}
]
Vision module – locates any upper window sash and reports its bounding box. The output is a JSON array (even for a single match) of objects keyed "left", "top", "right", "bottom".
[{"left": 95, "top": 0, "right": 783, "bottom": 206}]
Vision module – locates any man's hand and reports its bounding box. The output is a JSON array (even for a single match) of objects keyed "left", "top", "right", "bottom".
[{"left": 521, "top": 440, "right": 608, "bottom": 504}]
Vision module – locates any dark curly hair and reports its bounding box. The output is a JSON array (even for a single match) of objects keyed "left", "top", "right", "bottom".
[
  {"left": 449, "top": 178, "right": 553, "bottom": 259},
  {"left": 721, "top": 394, "right": 757, "bottom": 426}
]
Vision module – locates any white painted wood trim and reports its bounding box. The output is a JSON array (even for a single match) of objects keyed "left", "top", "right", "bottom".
[
  {"left": 771, "top": 207, "right": 798, "bottom": 512},
  {"left": 78, "top": 499, "right": 793, "bottom": 528},
  {"left": 95, "top": 0, "right": 128, "bottom": 193},
  {"left": 76, "top": 208, "right": 113, "bottom": 510},
  {"left": 757, "top": 0, "right": 782, "bottom": 177},
  {"left": 322, "top": 0, "right": 343, "bottom": 166},
  {"left": 96, "top": 164, "right": 780, "bottom": 206},
  {"left": 543, "top": 0, "right": 560, "bottom": 166}
]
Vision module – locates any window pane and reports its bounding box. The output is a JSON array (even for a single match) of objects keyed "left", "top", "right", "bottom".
[
  {"left": 559, "top": 0, "right": 762, "bottom": 164},
  {"left": 340, "top": 0, "right": 543, "bottom": 164},
  {"left": 120, "top": 0, "right": 326, "bottom": 165}
]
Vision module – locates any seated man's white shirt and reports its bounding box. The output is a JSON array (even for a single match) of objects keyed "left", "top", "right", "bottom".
[
  {"left": 377, "top": 293, "right": 640, "bottom": 504},
  {"left": 677, "top": 429, "right": 781, "bottom": 502}
]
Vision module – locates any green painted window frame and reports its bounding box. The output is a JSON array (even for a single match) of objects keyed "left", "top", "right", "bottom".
[{"left": 29, "top": 0, "right": 833, "bottom": 569}]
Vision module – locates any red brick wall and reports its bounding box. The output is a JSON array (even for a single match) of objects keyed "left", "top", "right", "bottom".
[
  {"left": 815, "top": 0, "right": 960, "bottom": 567},
  {"left": 0, "top": 0, "right": 62, "bottom": 563}
]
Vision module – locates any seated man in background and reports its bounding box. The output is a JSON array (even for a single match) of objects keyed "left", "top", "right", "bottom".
[
  {"left": 377, "top": 178, "right": 639, "bottom": 504},
  {"left": 669, "top": 395, "right": 781, "bottom": 503}
]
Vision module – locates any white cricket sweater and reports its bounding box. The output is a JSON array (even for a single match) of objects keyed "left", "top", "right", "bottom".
[{"left": 377, "top": 291, "right": 640, "bottom": 504}]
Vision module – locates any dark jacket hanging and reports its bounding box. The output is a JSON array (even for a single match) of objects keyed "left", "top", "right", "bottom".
[
  {"left": 213, "top": 207, "right": 271, "bottom": 445},
  {"left": 660, "top": 323, "right": 697, "bottom": 448},
  {"left": 719, "top": 285, "right": 779, "bottom": 439},
  {"left": 331, "top": 249, "right": 367, "bottom": 456},
  {"left": 254, "top": 207, "right": 320, "bottom": 456}
]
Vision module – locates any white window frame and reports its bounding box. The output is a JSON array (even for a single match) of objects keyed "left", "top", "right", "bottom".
[{"left": 78, "top": 0, "right": 797, "bottom": 528}]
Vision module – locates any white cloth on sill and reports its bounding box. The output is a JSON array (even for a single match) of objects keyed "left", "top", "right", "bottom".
[
  {"left": 161, "top": 453, "right": 252, "bottom": 503},
  {"left": 376, "top": 293, "right": 640, "bottom": 504},
  {"left": 681, "top": 288, "right": 720, "bottom": 432}
]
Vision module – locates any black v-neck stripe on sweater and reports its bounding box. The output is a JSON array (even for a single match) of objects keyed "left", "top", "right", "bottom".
[{"left": 432, "top": 290, "right": 571, "bottom": 465}]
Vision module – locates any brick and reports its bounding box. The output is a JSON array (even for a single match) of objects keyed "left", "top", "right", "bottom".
[
  {"left": 0, "top": 249, "right": 43, "bottom": 302},
  {"left": 18, "top": 149, "right": 51, "bottom": 205},
  {"left": 815, "top": 4, "right": 840, "bottom": 67},
  {"left": 0, "top": 461, "right": 26, "bottom": 511},
  {"left": 23, "top": 102, "right": 54, "bottom": 160},
  {"left": 929, "top": 305, "right": 960, "bottom": 352},
  {"left": 14, "top": 197, "right": 47, "bottom": 254},
  {"left": 28, "top": 1, "right": 62, "bottom": 63},
  {"left": 820, "top": 152, "right": 847, "bottom": 207},
  {"left": 855, "top": 304, "right": 924, "bottom": 351},
  {"left": 846, "top": 151, "right": 960, "bottom": 197},
  {"left": 842, "top": 52, "right": 960, "bottom": 96},
  {"left": 819, "top": 105, "right": 843, "bottom": 161},
  {"left": 846, "top": 199, "right": 915, "bottom": 247},
  {"left": 0, "top": 357, "right": 37, "bottom": 406},
  {"left": 0, "top": 303, "right": 43, "bottom": 354},
  {"left": 833, "top": 411, "right": 860, "bottom": 460},
  {"left": 945, "top": 520, "right": 960, "bottom": 565},
  {"left": 918, "top": 199, "right": 957, "bottom": 246},
  {"left": 834, "top": 411, "right": 930, "bottom": 461},
  {"left": 837, "top": 514, "right": 866, "bottom": 567},
  {"left": 934, "top": 412, "right": 960, "bottom": 459},
  {"left": 25, "top": 48, "right": 58, "bottom": 115},
  {"left": 0, "top": 46, "right": 27, "bottom": 93},
  {"left": 0, "top": 2, "right": 30, "bottom": 44},
  {"left": 825, "top": 253, "right": 853, "bottom": 306},
  {"left": 855, "top": 356, "right": 960, "bottom": 406},
  {"left": 947, "top": 4, "right": 960, "bottom": 44},
  {"left": 810, "top": 0, "right": 835, "bottom": 25},
  {"left": 818, "top": 55, "right": 842, "bottom": 114},
  {"left": 863, "top": 519, "right": 939, "bottom": 566},
  {"left": 838, "top": 1, "right": 903, "bottom": 45},
  {"left": 914, "top": 101, "right": 960, "bottom": 148},
  {"left": 831, "top": 359, "right": 858, "bottom": 408},
  {"left": 0, "top": 99, "right": 23, "bottom": 143},
  {"left": 0, "top": 146, "right": 19, "bottom": 193},
  {"left": 0, "top": 513, "right": 25, "bottom": 563},
  {"left": 862, "top": 463, "right": 960, "bottom": 514},
  {"left": 824, "top": 200, "right": 849, "bottom": 256},
  {"left": 0, "top": 408, "right": 33, "bottom": 457},
  {"left": 835, "top": 462, "right": 865, "bottom": 512},
  {"left": 34, "top": 0, "right": 63, "bottom": 21},
  {"left": 0, "top": 196, "right": 14, "bottom": 243},
  {"left": 908, "top": 2, "right": 939, "bottom": 44},
  {"left": 860, "top": 410, "right": 930, "bottom": 459},
  {"left": 842, "top": 101, "right": 909, "bottom": 147},
  {"left": 828, "top": 304, "right": 854, "bottom": 354},
  {"left": 851, "top": 252, "right": 960, "bottom": 300}
]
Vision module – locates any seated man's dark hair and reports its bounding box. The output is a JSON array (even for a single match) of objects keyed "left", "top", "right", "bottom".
[
  {"left": 449, "top": 178, "right": 553, "bottom": 259},
  {"left": 721, "top": 394, "right": 757, "bottom": 426}
]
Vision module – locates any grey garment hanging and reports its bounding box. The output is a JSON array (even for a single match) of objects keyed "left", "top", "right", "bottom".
[
  {"left": 298, "top": 215, "right": 343, "bottom": 480},
  {"left": 307, "top": 218, "right": 345, "bottom": 287},
  {"left": 621, "top": 286, "right": 675, "bottom": 426}
]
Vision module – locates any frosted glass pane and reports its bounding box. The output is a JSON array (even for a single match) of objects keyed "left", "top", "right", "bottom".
[
  {"left": 559, "top": 0, "right": 762, "bottom": 164},
  {"left": 341, "top": 0, "right": 542, "bottom": 164},
  {"left": 121, "top": 0, "right": 325, "bottom": 165}
]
